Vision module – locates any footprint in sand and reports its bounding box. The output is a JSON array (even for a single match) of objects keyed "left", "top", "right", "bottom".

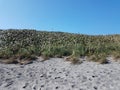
[{"left": 22, "top": 83, "right": 29, "bottom": 89}]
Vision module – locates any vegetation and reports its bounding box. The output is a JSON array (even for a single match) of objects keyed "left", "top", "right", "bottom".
[{"left": 0, "top": 29, "right": 120, "bottom": 64}]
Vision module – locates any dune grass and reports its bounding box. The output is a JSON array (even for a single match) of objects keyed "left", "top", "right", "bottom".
[{"left": 0, "top": 29, "right": 120, "bottom": 64}]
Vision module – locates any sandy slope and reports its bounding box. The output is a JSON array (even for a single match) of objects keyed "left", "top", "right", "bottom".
[{"left": 0, "top": 57, "right": 120, "bottom": 90}]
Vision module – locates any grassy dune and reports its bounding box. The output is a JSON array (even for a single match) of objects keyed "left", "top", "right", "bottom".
[{"left": 0, "top": 29, "right": 120, "bottom": 64}]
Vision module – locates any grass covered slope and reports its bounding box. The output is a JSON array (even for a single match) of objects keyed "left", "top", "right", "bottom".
[{"left": 0, "top": 29, "right": 120, "bottom": 64}]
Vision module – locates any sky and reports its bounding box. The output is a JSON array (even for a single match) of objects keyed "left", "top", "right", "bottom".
[{"left": 0, "top": 0, "right": 120, "bottom": 35}]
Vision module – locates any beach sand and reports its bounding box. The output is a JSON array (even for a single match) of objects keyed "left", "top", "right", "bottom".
[{"left": 0, "top": 57, "right": 120, "bottom": 90}]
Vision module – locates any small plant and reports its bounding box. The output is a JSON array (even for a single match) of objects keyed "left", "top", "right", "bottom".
[
  {"left": 51, "top": 46, "right": 72, "bottom": 57},
  {"left": 88, "top": 53, "right": 108, "bottom": 64},
  {"left": 112, "top": 51, "right": 120, "bottom": 61},
  {"left": 0, "top": 48, "right": 13, "bottom": 59},
  {"left": 65, "top": 50, "right": 82, "bottom": 64},
  {"left": 41, "top": 50, "right": 52, "bottom": 60},
  {"left": 88, "top": 54, "right": 98, "bottom": 62},
  {"left": 17, "top": 48, "right": 31, "bottom": 58},
  {"left": 98, "top": 57, "right": 108, "bottom": 64},
  {"left": 70, "top": 56, "right": 80, "bottom": 64},
  {"left": 27, "top": 45, "right": 41, "bottom": 55}
]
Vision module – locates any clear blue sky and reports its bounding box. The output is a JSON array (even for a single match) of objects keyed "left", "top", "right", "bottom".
[{"left": 0, "top": 0, "right": 120, "bottom": 35}]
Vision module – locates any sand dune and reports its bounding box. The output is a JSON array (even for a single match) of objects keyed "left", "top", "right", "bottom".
[{"left": 0, "top": 57, "right": 120, "bottom": 90}]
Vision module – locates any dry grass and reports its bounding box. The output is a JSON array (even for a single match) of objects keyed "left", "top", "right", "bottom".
[
  {"left": 112, "top": 52, "right": 120, "bottom": 62},
  {"left": 65, "top": 56, "right": 79, "bottom": 64},
  {"left": 88, "top": 54, "right": 108, "bottom": 64},
  {"left": 0, "top": 58, "right": 18, "bottom": 64},
  {"left": 64, "top": 52, "right": 83, "bottom": 64}
]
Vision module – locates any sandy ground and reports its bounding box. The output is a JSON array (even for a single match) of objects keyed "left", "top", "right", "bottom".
[{"left": 0, "top": 57, "right": 120, "bottom": 90}]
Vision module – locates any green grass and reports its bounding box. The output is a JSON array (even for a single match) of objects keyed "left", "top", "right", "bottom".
[{"left": 0, "top": 29, "right": 120, "bottom": 64}]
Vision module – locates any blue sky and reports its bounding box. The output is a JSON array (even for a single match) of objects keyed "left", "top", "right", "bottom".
[{"left": 0, "top": 0, "right": 120, "bottom": 35}]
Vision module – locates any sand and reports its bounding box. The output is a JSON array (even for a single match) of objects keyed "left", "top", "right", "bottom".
[{"left": 0, "top": 57, "right": 120, "bottom": 90}]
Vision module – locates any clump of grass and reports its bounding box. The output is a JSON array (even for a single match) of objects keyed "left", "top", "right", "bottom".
[
  {"left": 98, "top": 56, "right": 108, "bottom": 64},
  {"left": 51, "top": 46, "right": 72, "bottom": 57},
  {"left": 41, "top": 50, "right": 52, "bottom": 60},
  {"left": 17, "top": 48, "right": 31, "bottom": 58},
  {"left": 88, "top": 53, "right": 108, "bottom": 64},
  {"left": 99, "top": 58, "right": 108, "bottom": 64},
  {"left": 112, "top": 51, "right": 120, "bottom": 61},
  {"left": 0, "top": 48, "right": 13, "bottom": 59},
  {"left": 67, "top": 56, "right": 80, "bottom": 64},
  {"left": 27, "top": 45, "right": 41, "bottom": 56},
  {"left": 16, "top": 48, "right": 37, "bottom": 63},
  {"left": 17, "top": 55, "right": 37, "bottom": 65},
  {"left": 0, "top": 57, "right": 18, "bottom": 64},
  {"left": 65, "top": 50, "right": 82, "bottom": 64},
  {"left": 0, "top": 48, "right": 37, "bottom": 64},
  {"left": 88, "top": 54, "right": 98, "bottom": 62}
]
